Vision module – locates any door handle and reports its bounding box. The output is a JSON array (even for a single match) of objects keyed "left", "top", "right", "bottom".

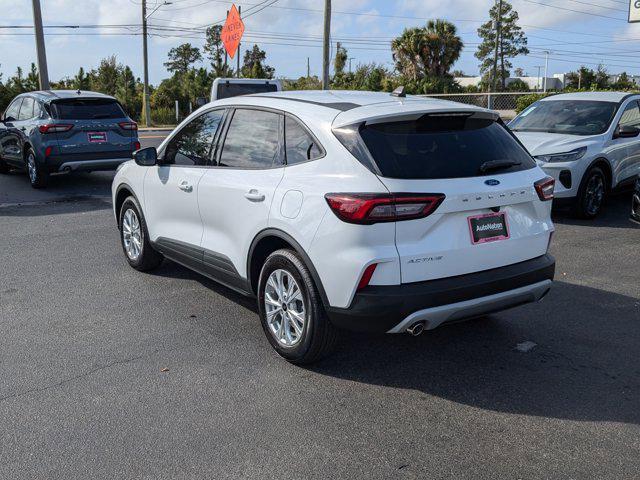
[
  {"left": 244, "top": 189, "right": 265, "bottom": 202},
  {"left": 178, "top": 181, "right": 193, "bottom": 192}
]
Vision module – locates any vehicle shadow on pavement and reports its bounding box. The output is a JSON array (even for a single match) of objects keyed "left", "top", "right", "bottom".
[
  {"left": 0, "top": 170, "right": 114, "bottom": 209},
  {"left": 552, "top": 192, "right": 638, "bottom": 230},
  {"left": 311, "top": 280, "right": 640, "bottom": 425}
]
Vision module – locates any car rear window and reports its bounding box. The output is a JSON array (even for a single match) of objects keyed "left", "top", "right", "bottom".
[
  {"left": 51, "top": 99, "right": 126, "bottom": 120},
  {"left": 351, "top": 114, "right": 536, "bottom": 179}
]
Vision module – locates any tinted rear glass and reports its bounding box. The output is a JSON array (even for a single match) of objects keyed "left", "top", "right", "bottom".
[
  {"left": 52, "top": 99, "right": 126, "bottom": 120},
  {"left": 216, "top": 83, "right": 277, "bottom": 100},
  {"left": 357, "top": 115, "right": 535, "bottom": 179}
]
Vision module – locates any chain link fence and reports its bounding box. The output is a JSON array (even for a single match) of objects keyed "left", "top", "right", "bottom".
[{"left": 418, "top": 92, "right": 533, "bottom": 119}]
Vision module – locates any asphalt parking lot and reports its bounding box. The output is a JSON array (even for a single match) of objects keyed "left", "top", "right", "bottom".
[{"left": 1, "top": 132, "right": 638, "bottom": 479}]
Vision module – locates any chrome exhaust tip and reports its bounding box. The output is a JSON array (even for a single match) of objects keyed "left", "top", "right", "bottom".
[{"left": 406, "top": 321, "right": 425, "bottom": 337}]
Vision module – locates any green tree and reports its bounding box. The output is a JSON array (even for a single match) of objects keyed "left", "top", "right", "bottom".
[
  {"left": 391, "top": 19, "right": 463, "bottom": 81},
  {"left": 475, "top": 0, "right": 529, "bottom": 90},
  {"left": 73, "top": 67, "right": 92, "bottom": 90},
  {"left": 612, "top": 72, "right": 635, "bottom": 90},
  {"left": 565, "top": 66, "right": 596, "bottom": 90},
  {"left": 392, "top": 27, "right": 426, "bottom": 81},
  {"left": 594, "top": 64, "right": 609, "bottom": 89},
  {"left": 241, "top": 45, "right": 274, "bottom": 78},
  {"left": 164, "top": 43, "right": 202, "bottom": 74},
  {"left": 334, "top": 42, "right": 348, "bottom": 75},
  {"left": 25, "top": 63, "right": 39, "bottom": 91},
  {"left": 117, "top": 66, "right": 139, "bottom": 117},
  {"left": 204, "top": 26, "right": 233, "bottom": 77},
  {"left": 91, "top": 56, "right": 121, "bottom": 95}
]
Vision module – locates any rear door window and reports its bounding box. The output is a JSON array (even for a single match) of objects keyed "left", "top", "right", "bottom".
[
  {"left": 357, "top": 115, "right": 535, "bottom": 179},
  {"left": 218, "top": 109, "right": 282, "bottom": 168},
  {"left": 52, "top": 99, "right": 126, "bottom": 120},
  {"left": 18, "top": 97, "right": 35, "bottom": 120}
]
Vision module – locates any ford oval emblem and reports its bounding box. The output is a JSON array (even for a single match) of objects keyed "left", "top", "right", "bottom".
[{"left": 485, "top": 179, "right": 500, "bottom": 186}]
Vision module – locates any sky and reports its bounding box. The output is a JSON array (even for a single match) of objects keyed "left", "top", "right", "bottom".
[{"left": 2, "top": 0, "right": 640, "bottom": 86}]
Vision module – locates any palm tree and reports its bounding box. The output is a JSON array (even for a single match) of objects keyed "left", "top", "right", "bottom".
[
  {"left": 391, "top": 28, "right": 424, "bottom": 81},
  {"left": 421, "top": 20, "right": 463, "bottom": 78},
  {"left": 391, "top": 19, "right": 463, "bottom": 81}
]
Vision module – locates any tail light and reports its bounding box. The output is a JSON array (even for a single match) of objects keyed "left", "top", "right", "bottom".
[
  {"left": 133, "top": 141, "right": 141, "bottom": 151},
  {"left": 119, "top": 121, "right": 138, "bottom": 131},
  {"left": 357, "top": 264, "right": 378, "bottom": 291},
  {"left": 39, "top": 124, "right": 73, "bottom": 134},
  {"left": 44, "top": 146, "right": 52, "bottom": 158},
  {"left": 534, "top": 176, "right": 555, "bottom": 201},
  {"left": 325, "top": 193, "right": 445, "bottom": 225}
]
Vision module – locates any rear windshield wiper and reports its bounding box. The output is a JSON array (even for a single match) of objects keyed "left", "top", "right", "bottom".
[{"left": 479, "top": 159, "right": 521, "bottom": 173}]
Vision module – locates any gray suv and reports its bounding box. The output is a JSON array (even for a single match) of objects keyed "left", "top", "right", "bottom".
[{"left": 0, "top": 90, "right": 140, "bottom": 188}]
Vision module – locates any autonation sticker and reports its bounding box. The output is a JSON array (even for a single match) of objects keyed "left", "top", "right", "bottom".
[{"left": 630, "top": 0, "right": 640, "bottom": 22}]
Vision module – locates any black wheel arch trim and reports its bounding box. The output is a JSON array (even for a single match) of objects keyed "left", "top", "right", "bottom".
[
  {"left": 248, "top": 228, "right": 330, "bottom": 308},
  {"left": 114, "top": 182, "right": 142, "bottom": 227},
  {"left": 585, "top": 158, "right": 612, "bottom": 190}
]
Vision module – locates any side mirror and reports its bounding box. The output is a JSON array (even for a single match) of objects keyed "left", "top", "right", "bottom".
[
  {"left": 3, "top": 116, "right": 15, "bottom": 123},
  {"left": 614, "top": 125, "right": 640, "bottom": 139},
  {"left": 133, "top": 147, "right": 157, "bottom": 166}
]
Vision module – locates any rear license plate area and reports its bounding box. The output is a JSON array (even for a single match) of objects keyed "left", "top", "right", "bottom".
[
  {"left": 468, "top": 212, "right": 509, "bottom": 245},
  {"left": 87, "top": 132, "right": 107, "bottom": 143}
]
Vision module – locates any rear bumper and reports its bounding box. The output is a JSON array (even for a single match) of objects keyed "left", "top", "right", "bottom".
[
  {"left": 52, "top": 158, "right": 130, "bottom": 173},
  {"left": 325, "top": 254, "right": 555, "bottom": 333}
]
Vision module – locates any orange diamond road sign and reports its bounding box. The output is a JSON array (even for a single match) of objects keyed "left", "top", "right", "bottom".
[{"left": 221, "top": 4, "right": 244, "bottom": 59}]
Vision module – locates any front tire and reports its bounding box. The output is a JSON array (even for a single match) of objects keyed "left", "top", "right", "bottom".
[
  {"left": 258, "top": 249, "right": 337, "bottom": 364},
  {"left": 119, "top": 196, "right": 163, "bottom": 271},
  {"left": 26, "top": 148, "right": 48, "bottom": 188},
  {"left": 573, "top": 166, "right": 606, "bottom": 219}
]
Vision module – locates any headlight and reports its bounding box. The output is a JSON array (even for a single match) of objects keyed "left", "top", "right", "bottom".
[{"left": 535, "top": 146, "right": 587, "bottom": 163}]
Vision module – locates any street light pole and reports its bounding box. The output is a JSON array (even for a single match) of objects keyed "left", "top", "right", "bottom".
[
  {"left": 31, "top": 0, "right": 50, "bottom": 90},
  {"left": 543, "top": 50, "right": 550, "bottom": 93},
  {"left": 322, "top": 0, "right": 331, "bottom": 90},
  {"left": 142, "top": 0, "right": 151, "bottom": 127}
]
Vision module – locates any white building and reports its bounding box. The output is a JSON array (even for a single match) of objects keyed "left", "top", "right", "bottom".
[{"left": 454, "top": 74, "right": 567, "bottom": 91}]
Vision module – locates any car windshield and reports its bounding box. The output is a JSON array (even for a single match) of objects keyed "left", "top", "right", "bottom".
[{"left": 509, "top": 100, "right": 617, "bottom": 135}]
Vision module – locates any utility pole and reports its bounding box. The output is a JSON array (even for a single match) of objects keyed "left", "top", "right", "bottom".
[
  {"left": 307, "top": 57, "right": 310, "bottom": 78},
  {"left": 535, "top": 65, "right": 543, "bottom": 91},
  {"left": 142, "top": 0, "right": 151, "bottom": 127},
  {"left": 491, "top": 0, "right": 503, "bottom": 93},
  {"left": 322, "top": 0, "right": 331, "bottom": 90},
  {"left": 349, "top": 57, "right": 355, "bottom": 73},
  {"left": 543, "top": 50, "right": 550, "bottom": 93},
  {"left": 237, "top": 6, "right": 241, "bottom": 78},
  {"left": 31, "top": 0, "right": 50, "bottom": 90}
]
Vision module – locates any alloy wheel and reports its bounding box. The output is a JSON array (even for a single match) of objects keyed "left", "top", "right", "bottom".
[
  {"left": 264, "top": 269, "right": 306, "bottom": 347},
  {"left": 584, "top": 173, "right": 605, "bottom": 216},
  {"left": 27, "top": 152, "right": 37, "bottom": 184},
  {"left": 122, "top": 208, "right": 143, "bottom": 260}
]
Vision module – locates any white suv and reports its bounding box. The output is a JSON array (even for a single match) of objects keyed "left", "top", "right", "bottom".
[
  {"left": 510, "top": 92, "right": 640, "bottom": 218},
  {"left": 112, "top": 90, "right": 555, "bottom": 364}
]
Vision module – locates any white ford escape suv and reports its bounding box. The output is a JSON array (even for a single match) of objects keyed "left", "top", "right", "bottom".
[{"left": 112, "top": 90, "right": 555, "bottom": 364}]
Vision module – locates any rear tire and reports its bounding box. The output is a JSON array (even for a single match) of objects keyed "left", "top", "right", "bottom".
[
  {"left": 25, "top": 148, "right": 48, "bottom": 188},
  {"left": 258, "top": 249, "right": 337, "bottom": 364},
  {"left": 573, "top": 166, "right": 606, "bottom": 219},
  {"left": 119, "top": 196, "right": 163, "bottom": 271}
]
